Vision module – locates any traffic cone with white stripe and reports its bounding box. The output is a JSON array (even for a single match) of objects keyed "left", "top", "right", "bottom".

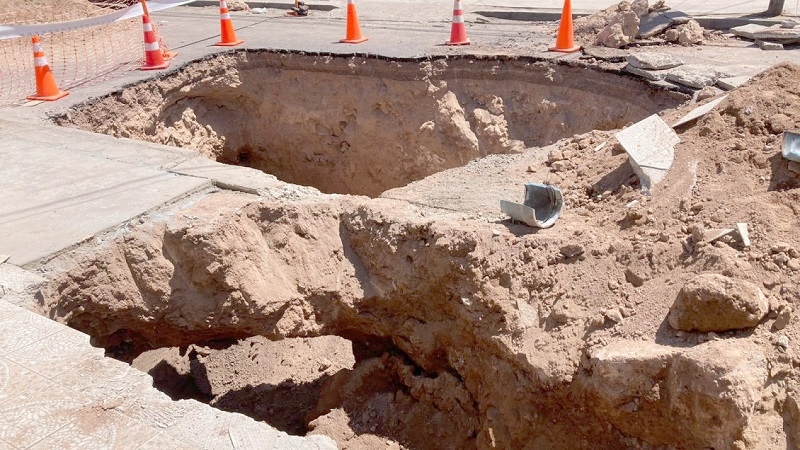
[
  {"left": 340, "top": 0, "right": 367, "bottom": 44},
  {"left": 26, "top": 36, "right": 68, "bottom": 101},
  {"left": 141, "top": 15, "right": 170, "bottom": 70},
  {"left": 446, "top": 0, "right": 470, "bottom": 46},
  {"left": 549, "top": 0, "right": 580, "bottom": 53},
  {"left": 215, "top": 0, "right": 244, "bottom": 46}
]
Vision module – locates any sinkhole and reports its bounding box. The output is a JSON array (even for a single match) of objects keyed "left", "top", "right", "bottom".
[{"left": 55, "top": 50, "right": 685, "bottom": 197}]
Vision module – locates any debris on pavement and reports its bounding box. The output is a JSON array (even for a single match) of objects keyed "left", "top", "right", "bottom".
[{"left": 731, "top": 23, "right": 800, "bottom": 49}]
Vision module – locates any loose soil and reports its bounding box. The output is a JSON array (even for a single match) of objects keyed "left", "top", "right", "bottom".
[{"left": 37, "top": 54, "right": 800, "bottom": 450}]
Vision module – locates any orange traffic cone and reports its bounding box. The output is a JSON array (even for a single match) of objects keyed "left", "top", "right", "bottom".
[
  {"left": 549, "top": 0, "right": 580, "bottom": 53},
  {"left": 215, "top": 0, "right": 244, "bottom": 46},
  {"left": 446, "top": 0, "right": 470, "bottom": 46},
  {"left": 141, "top": 15, "right": 170, "bottom": 70},
  {"left": 26, "top": 36, "right": 68, "bottom": 101},
  {"left": 340, "top": 0, "right": 367, "bottom": 44}
]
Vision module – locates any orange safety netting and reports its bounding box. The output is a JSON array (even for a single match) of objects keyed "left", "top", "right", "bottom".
[{"left": 0, "top": 0, "right": 172, "bottom": 106}]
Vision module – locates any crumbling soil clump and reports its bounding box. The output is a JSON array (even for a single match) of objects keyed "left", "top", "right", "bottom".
[{"left": 41, "top": 64, "right": 800, "bottom": 449}]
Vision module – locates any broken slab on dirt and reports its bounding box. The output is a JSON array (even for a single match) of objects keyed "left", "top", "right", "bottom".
[
  {"left": 624, "top": 64, "right": 671, "bottom": 81},
  {"left": 717, "top": 76, "right": 750, "bottom": 91},
  {"left": 615, "top": 114, "right": 680, "bottom": 190},
  {"left": 673, "top": 95, "right": 728, "bottom": 127}
]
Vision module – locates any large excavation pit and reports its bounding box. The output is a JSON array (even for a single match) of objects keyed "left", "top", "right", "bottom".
[
  {"left": 56, "top": 50, "right": 686, "bottom": 197},
  {"left": 40, "top": 51, "right": 732, "bottom": 450}
]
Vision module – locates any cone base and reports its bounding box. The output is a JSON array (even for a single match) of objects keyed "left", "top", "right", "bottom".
[
  {"left": 215, "top": 39, "right": 244, "bottom": 47},
  {"left": 141, "top": 60, "right": 171, "bottom": 71},
  {"left": 340, "top": 37, "right": 368, "bottom": 44},
  {"left": 27, "top": 90, "right": 69, "bottom": 102},
  {"left": 548, "top": 44, "right": 581, "bottom": 53},
  {"left": 446, "top": 39, "right": 471, "bottom": 46}
]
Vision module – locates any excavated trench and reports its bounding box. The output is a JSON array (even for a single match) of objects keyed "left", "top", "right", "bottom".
[
  {"left": 56, "top": 50, "right": 683, "bottom": 197},
  {"left": 44, "top": 51, "right": 705, "bottom": 449}
]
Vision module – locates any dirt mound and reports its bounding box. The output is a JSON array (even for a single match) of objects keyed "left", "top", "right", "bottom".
[{"left": 40, "top": 63, "right": 800, "bottom": 449}]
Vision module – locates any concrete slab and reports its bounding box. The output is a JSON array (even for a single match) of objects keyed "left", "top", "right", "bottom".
[
  {"left": 666, "top": 64, "right": 732, "bottom": 89},
  {"left": 625, "top": 64, "right": 671, "bottom": 81},
  {"left": 0, "top": 264, "right": 46, "bottom": 309},
  {"left": 615, "top": 114, "right": 681, "bottom": 190},
  {"left": 628, "top": 52, "right": 684, "bottom": 70},
  {"left": 0, "top": 143, "right": 210, "bottom": 266},
  {"left": 717, "top": 76, "right": 751, "bottom": 90},
  {"left": 168, "top": 156, "right": 285, "bottom": 195},
  {"left": 731, "top": 24, "right": 767, "bottom": 40},
  {"left": 673, "top": 95, "right": 729, "bottom": 128},
  {"left": 638, "top": 12, "right": 674, "bottom": 39}
]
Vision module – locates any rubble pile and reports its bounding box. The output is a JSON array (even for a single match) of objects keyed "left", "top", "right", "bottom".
[
  {"left": 731, "top": 21, "right": 800, "bottom": 51},
  {"left": 574, "top": 0, "right": 706, "bottom": 48}
]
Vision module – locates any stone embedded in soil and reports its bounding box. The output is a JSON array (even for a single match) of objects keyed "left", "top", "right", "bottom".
[
  {"left": 668, "top": 274, "right": 769, "bottom": 332},
  {"left": 615, "top": 114, "right": 680, "bottom": 190},
  {"left": 582, "top": 339, "right": 767, "bottom": 449},
  {"left": 627, "top": 52, "right": 683, "bottom": 70}
]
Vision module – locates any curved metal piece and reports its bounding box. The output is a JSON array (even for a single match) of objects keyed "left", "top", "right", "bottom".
[
  {"left": 782, "top": 130, "right": 800, "bottom": 162},
  {"left": 500, "top": 183, "right": 564, "bottom": 229}
]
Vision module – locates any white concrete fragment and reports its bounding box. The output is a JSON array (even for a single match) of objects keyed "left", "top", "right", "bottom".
[
  {"left": 736, "top": 223, "right": 750, "bottom": 247},
  {"left": 627, "top": 52, "right": 683, "bottom": 70},
  {"left": 757, "top": 39, "right": 784, "bottom": 50},
  {"left": 673, "top": 95, "right": 728, "bottom": 128},
  {"left": 717, "top": 76, "right": 750, "bottom": 91},
  {"left": 730, "top": 24, "right": 768, "bottom": 40},
  {"left": 615, "top": 115, "right": 681, "bottom": 190},
  {"left": 0, "top": 255, "right": 9, "bottom": 264},
  {"left": 624, "top": 64, "right": 671, "bottom": 81},
  {"left": 704, "top": 228, "right": 735, "bottom": 243}
]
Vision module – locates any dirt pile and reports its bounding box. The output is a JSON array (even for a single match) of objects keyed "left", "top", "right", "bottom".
[
  {"left": 40, "top": 63, "right": 800, "bottom": 449},
  {"left": 55, "top": 51, "right": 682, "bottom": 196}
]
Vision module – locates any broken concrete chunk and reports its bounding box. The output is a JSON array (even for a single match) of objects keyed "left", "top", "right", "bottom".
[
  {"left": 627, "top": 51, "right": 683, "bottom": 70},
  {"left": 677, "top": 20, "right": 704, "bottom": 45},
  {"left": 673, "top": 95, "right": 728, "bottom": 128},
  {"left": 615, "top": 114, "right": 680, "bottom": 190},
  {"left": 783, "top": 131, "right": 800, "bottom": 162},
  {"left": 752, "top": 26, "right": 800, "bottom": 43},
  {"left": 730, "top": 24, "right": 768, "bottom": 40},
  {"left": 717, "top": 76, "right": 750, "bottom": 91},
  {"left": 666, "top": 65, "right": 730, "bottom": 90},
  {"left": 662, "top": 10, "right": 690, "bottom": 25},
  {"left": 624, "top": 64, "right": 670, "bottom": 81},
  {"left": 500, "top": 183, "right": 564, "bottom": 229},
  {"left": 637, "top": 12, "right": 673, "bottom": 39},
  {"left": 757, "top": 39, "right": 784, "bottom": 50},
  {"left": 668, "top": 274, "right": 768, "bottom": 332},
  {"left": 582, "top": 46, "right": 629, "bottom": 62},
  {"left": 736, "top": 223, "right": 751, "bottom": 247},
  {"left": 0, "top": 255, "right": 9, "bottom": 264},
  {"left": 703, "top": 228, "right": 735, "bottom": 243}
]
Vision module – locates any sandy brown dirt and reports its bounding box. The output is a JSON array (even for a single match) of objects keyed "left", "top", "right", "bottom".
[
  {"left": 39, "top": 59, "right": 800, "bottom": 449},
  {"left": 55, "top": 51, "right": 683, "bottom": 196}
]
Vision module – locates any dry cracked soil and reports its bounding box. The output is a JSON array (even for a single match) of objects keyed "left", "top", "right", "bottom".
[{"left": 8, "top": 7, "right": 800, "bottom": 448}]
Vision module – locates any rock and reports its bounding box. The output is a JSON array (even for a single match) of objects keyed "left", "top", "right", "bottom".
[
  {"left": 773, "top": 306, "right": 792, "bottom": 330},
  {"left": 625, "top": 266, "right": 648, "bottom": 287},
  {"left": 677, "top": 20, "right": 704, "bottom": 45},
  {"left": 604, "top": 308, "right": 624, "bottom": 324},
  {"left": 637, "top": 11, "right": 673, "bottom": 38},
  {"left": 631, "top": 0, "right": 649, "bottom": 18},
  {"left": 627, "top": 52, "right": 683, "bottom": 70},
  {"left": 226, "top": 0, "right": 249, "bottom": 11},
  {"left": 757, "top": 40, "right": 785, "bottom": 50},
  {"left": 615, "top": 114, "right": 680, "bottom": 190},
  {"left": 664, "top": 29, "right": 680, "bottom": 42},
  {"left": 668, "top": 274, "right": 769, "bottom": 332},
  {"left": 582, "top": 340, "right": 767, "bottom": 449},
  {"left": 766, "top": 113, "right": 794, "bottom": 134},
  {"left": 777, "top": 334, "right": 790, "bottom": 349},
  {"left": 595, "top": 23, "right": 631, "bottom": 48},
  {"left": 696, "top": 86, "right": 722, "bottom": 101}
]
